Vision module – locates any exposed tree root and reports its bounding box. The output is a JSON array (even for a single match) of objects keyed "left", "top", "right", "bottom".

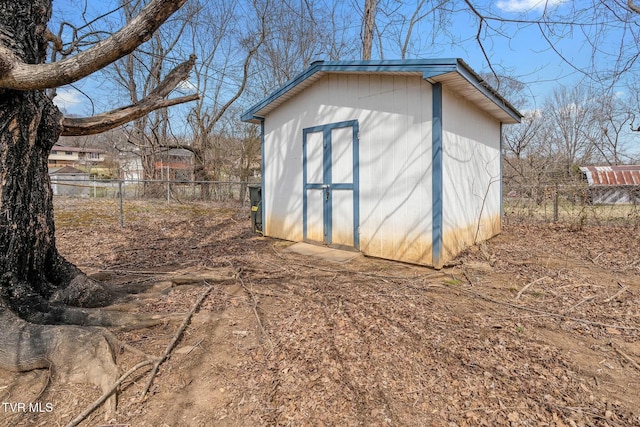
[
  {"left": 50, "top": 272, "right": 116, "bottom": 308},
  {"left": 140, "top": 282, "right": 214, "bottom": 401},
  {"left": 0, "top": 271, "right": 189, "bottom": 421},
  {"left": 0, "top": 301, "right": 120, "bottom": 418},
  {"left": 66, "top": 360, "right": 154, "bottom": 427}
]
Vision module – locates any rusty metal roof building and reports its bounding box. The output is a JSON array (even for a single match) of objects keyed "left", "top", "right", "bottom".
[{"left": 579, "top": 165, "right": 640, "bottom": 186}]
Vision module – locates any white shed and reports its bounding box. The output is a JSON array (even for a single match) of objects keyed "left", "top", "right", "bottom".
[{"left": 241, "top": 59, "right": 522, "bottom": 268}]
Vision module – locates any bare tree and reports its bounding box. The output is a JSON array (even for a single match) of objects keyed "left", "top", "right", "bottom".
[
  {"left": 251, "top": 0, "right": 357, "bottom": 94},
  {"left": 362, "top": 0, "right": 377, "bottom": 60},
  {"left": 460, "top": 0, "right": 640, "bottom": 88},
  {"left": 103, "top": 0, "right": 195, "bottom": 186},
  {"left": 0, "top": 0, "right": 194, "bottom": 396},
  {"left": 179, "top": 0, "right": 266, "bottom": 198},
  {"left": 544, "top": 85, "right": 599, "bottom": 175},
  {"left": 588, "top": 91, "right": 635, "bottom": 164}
]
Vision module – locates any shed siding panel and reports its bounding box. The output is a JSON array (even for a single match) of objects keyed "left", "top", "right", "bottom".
[
  {"left": 263, "top": 73, "right": 434, "bottom": 265},
  {"left": 263, "top": 118, "right": 305, "bottom": 242},
  {"left": 441, "top": 86, "right": 502, "bottom": 263}
]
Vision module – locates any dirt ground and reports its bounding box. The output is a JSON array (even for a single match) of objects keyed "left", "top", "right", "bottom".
[{"left": 1, "top": 198, "right": 639, "bottom": 427}]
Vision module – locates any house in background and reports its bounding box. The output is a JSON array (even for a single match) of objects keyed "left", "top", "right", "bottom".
[
  {"left": 580, "top": 165, "right": 640, "bottom": 204},
  {"left": 118, "top": 151, "right": 144, "bottom": 182},
  {"left": 242, "top": 59, "right": 522, "bottom": 268},
  {"left": 48, "top": 145, "right": 106, "bottom": 170}
]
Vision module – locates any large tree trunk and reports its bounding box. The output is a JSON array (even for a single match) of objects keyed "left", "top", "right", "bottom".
[
  {"left": 0, "top": 84, "right": 114, "bottom": 316},
  {"left": 0, "top": 1, "right": 112, "bottom": 321},
  {"left": 0, "top": 0, "right": 194, "bottom": 415},
  {"left": 0, "top": 1, "right": 122, "bottom": 415}
]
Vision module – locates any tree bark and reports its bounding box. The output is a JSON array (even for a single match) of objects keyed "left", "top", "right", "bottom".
[
  {"left": 0, "top": 0, "right": 188, "bottom": 90},
  {"left": 0, "top": 1, "right": 188, "bottom": 401},
  {"left": 362, "top": 0, "right": 377, "bottom": 60},
  {"left": 0, "top": 0, "right": 107, "bottom": 315}
]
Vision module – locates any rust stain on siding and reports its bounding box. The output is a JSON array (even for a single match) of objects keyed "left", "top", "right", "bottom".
[
  {"left": 440, "top": 214, "right": 501, "bottom": 266},
  {"left": 360, "top": 236, "right": 433, "bottom": 267},
  {"left": 265, "top": 215, "right": 303, "bottom": 242},
  {"left": 266, "top": 213, "right": 500, "bottom": 269}
]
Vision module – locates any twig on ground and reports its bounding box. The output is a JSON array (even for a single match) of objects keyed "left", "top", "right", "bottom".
[
  {"left": 565, "top": 296, "right": 596, "bottom": 312},
  {"left": 603, "top": 284, "right": 629, "bottom": 303},
  {"left": 185, "top": 338, "right": 204, "bottom": 357},
  {"left": 34, "top": 361, "right": 52, "bottom": 401},
  {"left": 515, "top": 276, "right": 549, "bottom": 300},
  {"left": 66, "top": 360, "right": 154, "bottom": 427},
  {"left": 102, "top": 330, "right": 159, "bottom": 361},
  {"left": 270, "top": 244, "right": 283, "bottom": 258},
  {"left": 238, "top": 276, "right": 274, "bottom": 353},
  {"left": 611, "top": 344, "right": 640, "bottom": 373},
  {"left": 289, "top": 261, "right": 446, "bottom": 281},
  {"left": 555, "top": 283, "right": 605, "bottom": 291},
  {"left": 589, "top": 252, "right": 604, "bottom": 264},
  {"left": 99, "top": 269, "right": 174, "bottom": 275},
  {"left": 139, "top": 281, "right": 213, "bottom": 402}
]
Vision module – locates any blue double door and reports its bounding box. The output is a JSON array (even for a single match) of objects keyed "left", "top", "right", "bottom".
[{"left": 303, "top": 120, "right": 359, "bottom": 249}]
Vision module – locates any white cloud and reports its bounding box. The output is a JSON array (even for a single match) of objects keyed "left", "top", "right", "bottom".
[
  {"left": 496, "top": 0, "right": 566, "bottom": 13},
  {"left": 53, "top": 88, "right": 83, "bottom": 112}
]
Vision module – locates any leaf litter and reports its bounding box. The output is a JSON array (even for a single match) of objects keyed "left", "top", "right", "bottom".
[{"left": 0, "top": 198, "right": 638, "bottom": 426}]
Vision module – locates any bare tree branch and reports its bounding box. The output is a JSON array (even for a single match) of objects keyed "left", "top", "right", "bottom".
[
  {"left": 62, "top": 56, "right": 198, "bottom": 136},
  {"left": 62, "top": 94, "right": 198, "bottom": 136},
  {"left": 0, "top": 0, "right": 188, "bottom": 90}
]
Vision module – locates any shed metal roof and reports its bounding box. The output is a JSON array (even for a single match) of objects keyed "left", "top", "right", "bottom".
[
  {"left": 579, "top": 165, "right": 640, "bottom": 186},
  {"left": 49, "top": 166, "right": 87, "bottom": 175},
  {"left": 241, "top": 59, "right": 523, "bottom": 124}
]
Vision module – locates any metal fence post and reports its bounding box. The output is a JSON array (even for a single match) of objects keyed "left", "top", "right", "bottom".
[
  {"left": 553, "top": 183, "right": 559, "bottom": 223},
  {"left": 119, "top": 180, "right": 124, "bottom": 227}
]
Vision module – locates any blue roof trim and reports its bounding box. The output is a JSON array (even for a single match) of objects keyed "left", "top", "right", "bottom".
[
  {"left": 454, "top": 60, "right": 522, "bottom": 122},
  {"left": 241, "top": 59, "right": 522, "bottom": 123},
  {"left": 422, "top": 65, "right": 457, "bottom": 79}
]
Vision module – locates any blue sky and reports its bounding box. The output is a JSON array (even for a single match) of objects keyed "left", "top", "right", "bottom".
[{"left": 50, "top": 0, "right": 638, "bottom": 116}]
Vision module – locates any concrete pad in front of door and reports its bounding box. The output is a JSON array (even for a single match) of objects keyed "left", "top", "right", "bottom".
[{"left": 284, "top": 242, "right": 361, "bottom": 263}]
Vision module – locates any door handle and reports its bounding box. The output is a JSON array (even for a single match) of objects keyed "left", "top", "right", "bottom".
[{"left": 323, "top": 185, "right": 330, "bottom": 200}]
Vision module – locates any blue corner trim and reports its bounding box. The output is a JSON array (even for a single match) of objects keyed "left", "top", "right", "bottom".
[
  {"left": 352, "top": 121, "right": 360, "bottom": 250},
  {"left": 302, "top": 128, "right": 310, "bottom": 241},
  {"left": 499, "top": 123, "right": 504, "bottom": 219},
  {"left": 432, "top": 83, "right": 443, "bottom": 267},
  {"left": 260, "top": 120, "right": 266, "bottom": 234}
]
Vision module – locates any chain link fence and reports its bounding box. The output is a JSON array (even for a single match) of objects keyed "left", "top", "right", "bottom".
[
  {"left": 51, "top": 177, "right": 640, "bottom": 229},
  {"left": 50, "top": 178, "right": 258, "bottom": 204},
  {"left": 50, "top": 178, "right": 260, "bottom": 227},
  {"left": 503, "top": 181, "right": 640, "bottom": 228}
]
